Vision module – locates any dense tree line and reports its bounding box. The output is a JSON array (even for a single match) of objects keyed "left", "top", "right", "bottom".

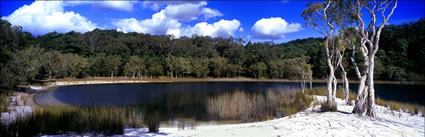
[{"left": 0, "top": 18, "right": 424, "bottom": 89}]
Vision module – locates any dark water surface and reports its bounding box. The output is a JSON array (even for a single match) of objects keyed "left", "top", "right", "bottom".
[
  {"left": 35, "top": 82, "right": 424, "bottom": 121},
  {"left": 48, "top": 82, "right": 425, "bottom": 106}
]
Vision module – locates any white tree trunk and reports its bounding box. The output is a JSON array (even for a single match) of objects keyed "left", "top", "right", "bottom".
[
  {"left": 332, "top": 75, "right": 337, "bottom": 102},
  {"left": 351, "top": 0, "right": 397, "bottom": 117},
  {"left": 326, "top": 67, "right": 335, "bottom": 105},
  {"left": 339, "top": 63, "right": 349, "bottom": 104},
  {"left": 366, "top": 56, "right": 376, "bottom": 117}
]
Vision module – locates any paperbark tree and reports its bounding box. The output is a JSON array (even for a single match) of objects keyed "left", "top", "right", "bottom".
[
  {"left": 302, "top": 0, "right": 344, "bottom": 108},
  {"left": 350, "top": 0, "right": 398, "bottom": 117}
]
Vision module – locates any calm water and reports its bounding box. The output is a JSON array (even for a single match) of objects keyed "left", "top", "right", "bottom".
[{"left": 35, "top": 82, "right": 425, "bottom": 120}]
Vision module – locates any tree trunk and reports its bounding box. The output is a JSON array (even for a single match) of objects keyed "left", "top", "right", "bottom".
[
  {"left": 352, "top": 76, "right": 368, "bottom": 115},
  {"left": 326, "top": 68, "right": 335, "bottom": 105},
  {"left": 366, "top": 56, "right": 376, "bottom": 117},
  {"left": 309, "top": 80, "right": 312, "bottom": 89},
  {"left": 340, "top": 63, "right": 349, "bottom": 104},
  {"left": 48, "top": 70, "right": 52, "bottom": 80},
  {"left": 350, "top": 0, "right": 397, "bottom": 118},
  {"left": 332, "top": 75, "right": 337, "bottom": 101}
]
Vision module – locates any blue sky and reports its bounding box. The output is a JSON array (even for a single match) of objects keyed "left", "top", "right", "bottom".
[{"left": 1, "top": 1, "right": 424, "bottom": 43}]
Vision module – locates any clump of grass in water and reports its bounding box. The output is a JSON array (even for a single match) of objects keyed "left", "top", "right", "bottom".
[
  {"left": 304, "top": 87, "right": 424, "bottom": 115},
  {"left": 0, "top": 91, "right": 11, "bottom": 113},
  {"left": 304, "top": 87, "right": 356, "bottom": 103},
  {"left": 0, "top": 106, "right": 127, "bottom": 136},
  {"left": 320, "top": 101, "right": 338, "bottom": 112},
  {"left": 376, "top": 97, "right": 425, "bottom": 116},
  {"left": 205, "top": 89, "right": 313, "bottom": 121}
]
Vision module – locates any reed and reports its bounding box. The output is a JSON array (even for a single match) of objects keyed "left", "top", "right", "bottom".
[
  {"left": 376, "top": 97, "right": 424, "bottom": 116},
  {"left": 0, "top": 91, "right": 12, "bottom": 113},
  {"left": 304, "top": 87, "right": 356, "bottom": 102},
  {"left": 205, "top": 89, "right": 313, "bottom": 121},
  {"left": 0, "top": 106, "right": 130, "bottom": 136}
]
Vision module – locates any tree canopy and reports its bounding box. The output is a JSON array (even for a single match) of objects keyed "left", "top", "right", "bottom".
[{"left": 0, "top": 18, "right": 424, "bottom": 89}]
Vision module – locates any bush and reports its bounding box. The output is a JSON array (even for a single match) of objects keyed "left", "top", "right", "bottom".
[
  {"left": 320, "top": 101, "right": 337, "bottom": 112},
  {"left": 145, "top": 112, "right": 160, "bottom": 133}
]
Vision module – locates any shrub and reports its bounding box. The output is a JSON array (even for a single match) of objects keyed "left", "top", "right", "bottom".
[
  {"left": 145, "top": 112, "right": 160, "bottom": 133},
  {"left": 320, "top": 101, "right": 337, "bottom": 112}
]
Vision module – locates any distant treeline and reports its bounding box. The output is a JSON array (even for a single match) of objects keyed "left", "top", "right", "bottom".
[{"left": 0, "top": 18, "right": 424, "bottom": 89}]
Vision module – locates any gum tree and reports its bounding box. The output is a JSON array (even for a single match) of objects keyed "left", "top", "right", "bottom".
[
  {"left": 302, "top": 0, "right": 345, "bottom": 109},
  {"left": 350, "top": 0, "right": 398, "bottom": 117}
]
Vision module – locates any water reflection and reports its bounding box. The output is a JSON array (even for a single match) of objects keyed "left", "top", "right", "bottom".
[{"left": 37, "top": 82, "right": 425, "bottom": 122}]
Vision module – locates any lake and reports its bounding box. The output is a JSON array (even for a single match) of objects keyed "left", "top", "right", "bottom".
[{"left": 34, "top": 82, "right": 425, "bottom": 121}]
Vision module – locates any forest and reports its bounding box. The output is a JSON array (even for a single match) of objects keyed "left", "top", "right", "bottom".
[{"left": 0, "top": 17, "right": 424, "bottom": 90}]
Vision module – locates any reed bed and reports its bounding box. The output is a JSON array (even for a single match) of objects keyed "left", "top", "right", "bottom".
[
  {"left": 205, "top": 89, "right": 313, "bottom": 121},
  {"left": 0, "top": 106, "right": 144, "bottom": 136},
  {"left": 376, "top": 97, "right": 425, "bottom": 116},
  {"left": 304, "top": 87, "right": 424, "bottom": 115},
  {"left": 304, "top": 87, "right": 357, "bottom": 102},
  {"left": 0, "top": 91, "right": 13, "bottom": 113}
]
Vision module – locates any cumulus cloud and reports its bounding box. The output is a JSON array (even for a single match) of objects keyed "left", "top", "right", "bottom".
[
  {"left": 251, "top": 17, "right": 301, "bottom": 39},
  {"left": 114, "top": 2, "right": 236, "bottom": 38},
  {"left": 4, "top": 1, "right": 97, "bottom": 35},
  {"left": 143, "top": 1, "right": 222, "bottom": 21},
  {"left": 142, "top": 1, "right": 200, "bottom": 11},
  {"left": 163, "top": 2, "right": 222, "bottom": 21},
  {"left": 113, "top": 10, "right": 181, "bottom": 35},
  {"left": 114, "top": 14, "right": 240, "bottom": 38},
  {"left": 179, "top": 19, "right": 241, "bottom": 38},
  {"left": 64, "top": 1, "right": 137, "bottom": 12}
]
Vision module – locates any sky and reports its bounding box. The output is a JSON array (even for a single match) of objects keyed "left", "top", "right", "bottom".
[{"left": 1, "top": 0, "right": 424, "bottom": 43}]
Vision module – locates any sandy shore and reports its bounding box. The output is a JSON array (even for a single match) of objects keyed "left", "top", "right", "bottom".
[{"left": 40, "top": 96, "right": 424, "bottom": 137}]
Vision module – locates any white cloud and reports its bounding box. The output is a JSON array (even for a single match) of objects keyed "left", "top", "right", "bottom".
[
  {"left": 4, "top": 1, "right": 97, "bottom": 35},
  {"left": 64, "top": 1, "right": 137, "bottom": 12},
  {"left": 114, "top": 2, "right": 236, "bottom": 38},
  {"left": 114, "top": 13, "right": 240, "bottom": 38},
  {"left": 142, "top": 1, "right": 200, "bottom": 11},
  {"left": 163, "top": 2, "right": 222, "bottom": 21},
  {"left": 251, "top": 17, "right": 301, "bottom": 39},
  {"left": 200, "top": 8, "right": 223, "bottom": 20},
  {"left": 179, "top": 19, "right": 241, "bottom": 38},
  {"left": 113, "top": 10, "right": 181, "bottom": 35}
]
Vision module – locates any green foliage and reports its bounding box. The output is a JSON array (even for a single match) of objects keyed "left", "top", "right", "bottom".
[
  {"left": 60, "top": 53, "right": 89, "bottom": 78},
  {"left": 209, "top": 57, "right": 228, "bottom": 77},
  {"left": 192, "top": 58, "right": 209, "bottom": 78},
  {"left": 123, "top": 56, "right": 146, "bottom": 78},
  {"left": 249, "top": 62, "right": 267, "bottom": 79},
  {"left": 0, "top": 18, "right": 424, "bottom": 89}
]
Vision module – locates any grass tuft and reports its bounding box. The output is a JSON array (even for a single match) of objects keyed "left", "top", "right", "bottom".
[
  {"left": 0, "top": 106, "right": 140, "bottom": 136},
  {"left": 376, "top": 97, "right": 424, "bottom": 116},
  {"left": 205, "top": 89, "right": 313, "bottom": 121}
]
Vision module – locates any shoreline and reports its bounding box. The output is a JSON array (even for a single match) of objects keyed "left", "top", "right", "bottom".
[{"left": 27, "top": 77, "right": 425, "bottom": 91}]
